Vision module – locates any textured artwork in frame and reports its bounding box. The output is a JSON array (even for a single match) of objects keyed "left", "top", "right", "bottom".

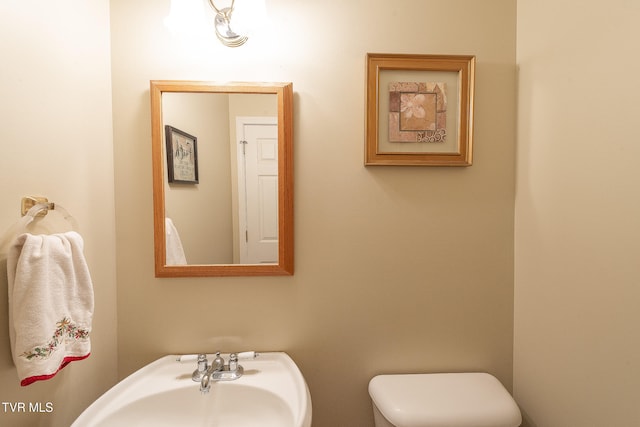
[
  {"left": 365, "top": 53, "right": 475, "bottom": 166},
  {"left": 165, "top": 125, "right": 199, "bottom": 183},
  {"left": 388, "top": 81, "right": 448, "bottom": 143}
]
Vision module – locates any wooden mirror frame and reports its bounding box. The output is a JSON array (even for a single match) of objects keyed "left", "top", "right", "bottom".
[{"left": 150, "top": 80, "right": 294, "bottom": 277}]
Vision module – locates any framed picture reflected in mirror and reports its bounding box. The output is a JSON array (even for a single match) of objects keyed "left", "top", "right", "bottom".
[{"left": 165, "top": 125, "right": 199, "bottom": 183}]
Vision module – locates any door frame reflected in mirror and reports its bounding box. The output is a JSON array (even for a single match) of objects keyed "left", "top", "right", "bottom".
[{"left": 150, "top": 80, "right": 294, "bottom": 277}]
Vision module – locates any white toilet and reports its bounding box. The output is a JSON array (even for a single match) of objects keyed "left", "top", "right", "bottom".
[{"left": 369, "top": 372, "right": 522, "bottom": 427}]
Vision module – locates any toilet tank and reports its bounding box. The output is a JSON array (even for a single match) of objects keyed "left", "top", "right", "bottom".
[{"left": 369, "top": 373, "right": 521, "bottom": 427}]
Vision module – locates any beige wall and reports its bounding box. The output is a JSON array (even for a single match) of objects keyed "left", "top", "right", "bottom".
[
  {"left": 514, "top": 1, "right": 640, "bottom": 426},
  {"left": 0, "top": 1, "right": 118, "bottom": 426},
  {"left": 112, "top": 1, "right": 516, "bottom": 426}
]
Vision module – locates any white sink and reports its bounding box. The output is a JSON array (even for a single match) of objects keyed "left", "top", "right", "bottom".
[{"left": 72, "top": 352, "right": 312, "bottom": 427}]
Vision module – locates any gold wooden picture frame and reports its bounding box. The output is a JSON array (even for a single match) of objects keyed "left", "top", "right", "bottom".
[{"left": 365, "top": 53, "right": 475, "bottom": 166}]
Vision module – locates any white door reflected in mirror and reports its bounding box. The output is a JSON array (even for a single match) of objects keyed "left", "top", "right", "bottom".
[{"left": 237, "top": 117, "right": 279, "bottom": 264}]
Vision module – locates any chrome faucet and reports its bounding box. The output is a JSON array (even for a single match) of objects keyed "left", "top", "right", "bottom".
[{"left": 199, "top": 352, "right": 244, "bottom": 394}]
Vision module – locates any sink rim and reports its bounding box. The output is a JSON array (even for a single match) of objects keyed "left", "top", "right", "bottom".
[{"left": 71, "top": 351, "right": 311, "bottom": 427}]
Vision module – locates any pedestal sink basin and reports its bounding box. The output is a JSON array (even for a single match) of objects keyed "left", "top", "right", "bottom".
[{"left": 71, "top": 352, "right": 311, "bottom": 427}]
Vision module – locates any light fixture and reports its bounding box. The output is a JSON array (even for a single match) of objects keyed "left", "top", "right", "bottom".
[{"left": 207, "top": 0, "right": 248, "bottom": 47}]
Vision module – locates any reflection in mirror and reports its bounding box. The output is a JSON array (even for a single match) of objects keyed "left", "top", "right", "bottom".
[
  {"left": 150, "top": 81, "right": 293, "bottom": 277},
  {"left": 163, "top": 92, "right": 277, "bottom": 265}
]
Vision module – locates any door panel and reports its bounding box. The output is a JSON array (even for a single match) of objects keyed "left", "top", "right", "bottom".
[{"left": 237, "top": 118, "right": 278, "bottom": 264}]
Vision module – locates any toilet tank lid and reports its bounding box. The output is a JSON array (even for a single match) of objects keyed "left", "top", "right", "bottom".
[{"left": 369, "top": 373, "right": 522, "bottom": 427}]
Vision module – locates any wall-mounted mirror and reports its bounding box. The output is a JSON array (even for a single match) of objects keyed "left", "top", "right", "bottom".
[{"left": 150, "top": 81, "right": 293, "bottom": 277}]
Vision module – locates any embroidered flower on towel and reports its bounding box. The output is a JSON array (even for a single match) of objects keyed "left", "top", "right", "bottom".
[{"left": 21, "top": 317, "right": 90, "bottom": 360}]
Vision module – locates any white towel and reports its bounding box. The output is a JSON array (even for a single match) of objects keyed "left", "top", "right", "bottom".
[
  {"left": 165, "top": 217, "right": 187, "bottom": 265},
  {"left": 7, "top": 232, "right": 94, "bottom": 386}
]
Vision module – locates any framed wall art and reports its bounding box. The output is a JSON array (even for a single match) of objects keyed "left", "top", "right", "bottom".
[
  {"left": 365, "top": 53, "right": 476, "bottom": 166},
  {"left": 164, "top": 125, "right": 198, "bottom": 184},
  {"left": 165, "top": 125, "right": 199, "bottom": 183}
]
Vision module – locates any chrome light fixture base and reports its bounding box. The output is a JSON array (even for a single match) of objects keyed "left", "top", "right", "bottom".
[{"left": 208, "top": 1, "right": 248, "bottom": 48}]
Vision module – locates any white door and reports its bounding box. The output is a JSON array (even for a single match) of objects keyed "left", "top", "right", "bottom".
[{"left": 236, "top": 117, "right": 278, "bottom": 264}]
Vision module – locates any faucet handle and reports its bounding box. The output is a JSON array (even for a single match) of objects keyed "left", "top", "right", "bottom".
[
  {"left": 191, "top": 354, "right": 209, "bottom": 382},
  {"left": 237, "top": 351, "right": 259, "bottom": 360},
  {"left": 197, "top": 353, "right": 208, "bottom": 368},
  {"left": 228, "top": 353, "right": 238, "bottom": 371}
]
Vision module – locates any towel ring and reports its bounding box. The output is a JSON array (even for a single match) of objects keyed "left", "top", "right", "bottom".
[
  {"left": 20, "top": 203, "right": 78, "bottom": 233},
  {"left": 0, "top": 200, "right": 80, "bottom": 258}
]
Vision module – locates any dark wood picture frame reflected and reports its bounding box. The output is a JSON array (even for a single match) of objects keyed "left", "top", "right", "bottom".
[{"left": 165, "top": 125, "right": 199, "bottom": 184}]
